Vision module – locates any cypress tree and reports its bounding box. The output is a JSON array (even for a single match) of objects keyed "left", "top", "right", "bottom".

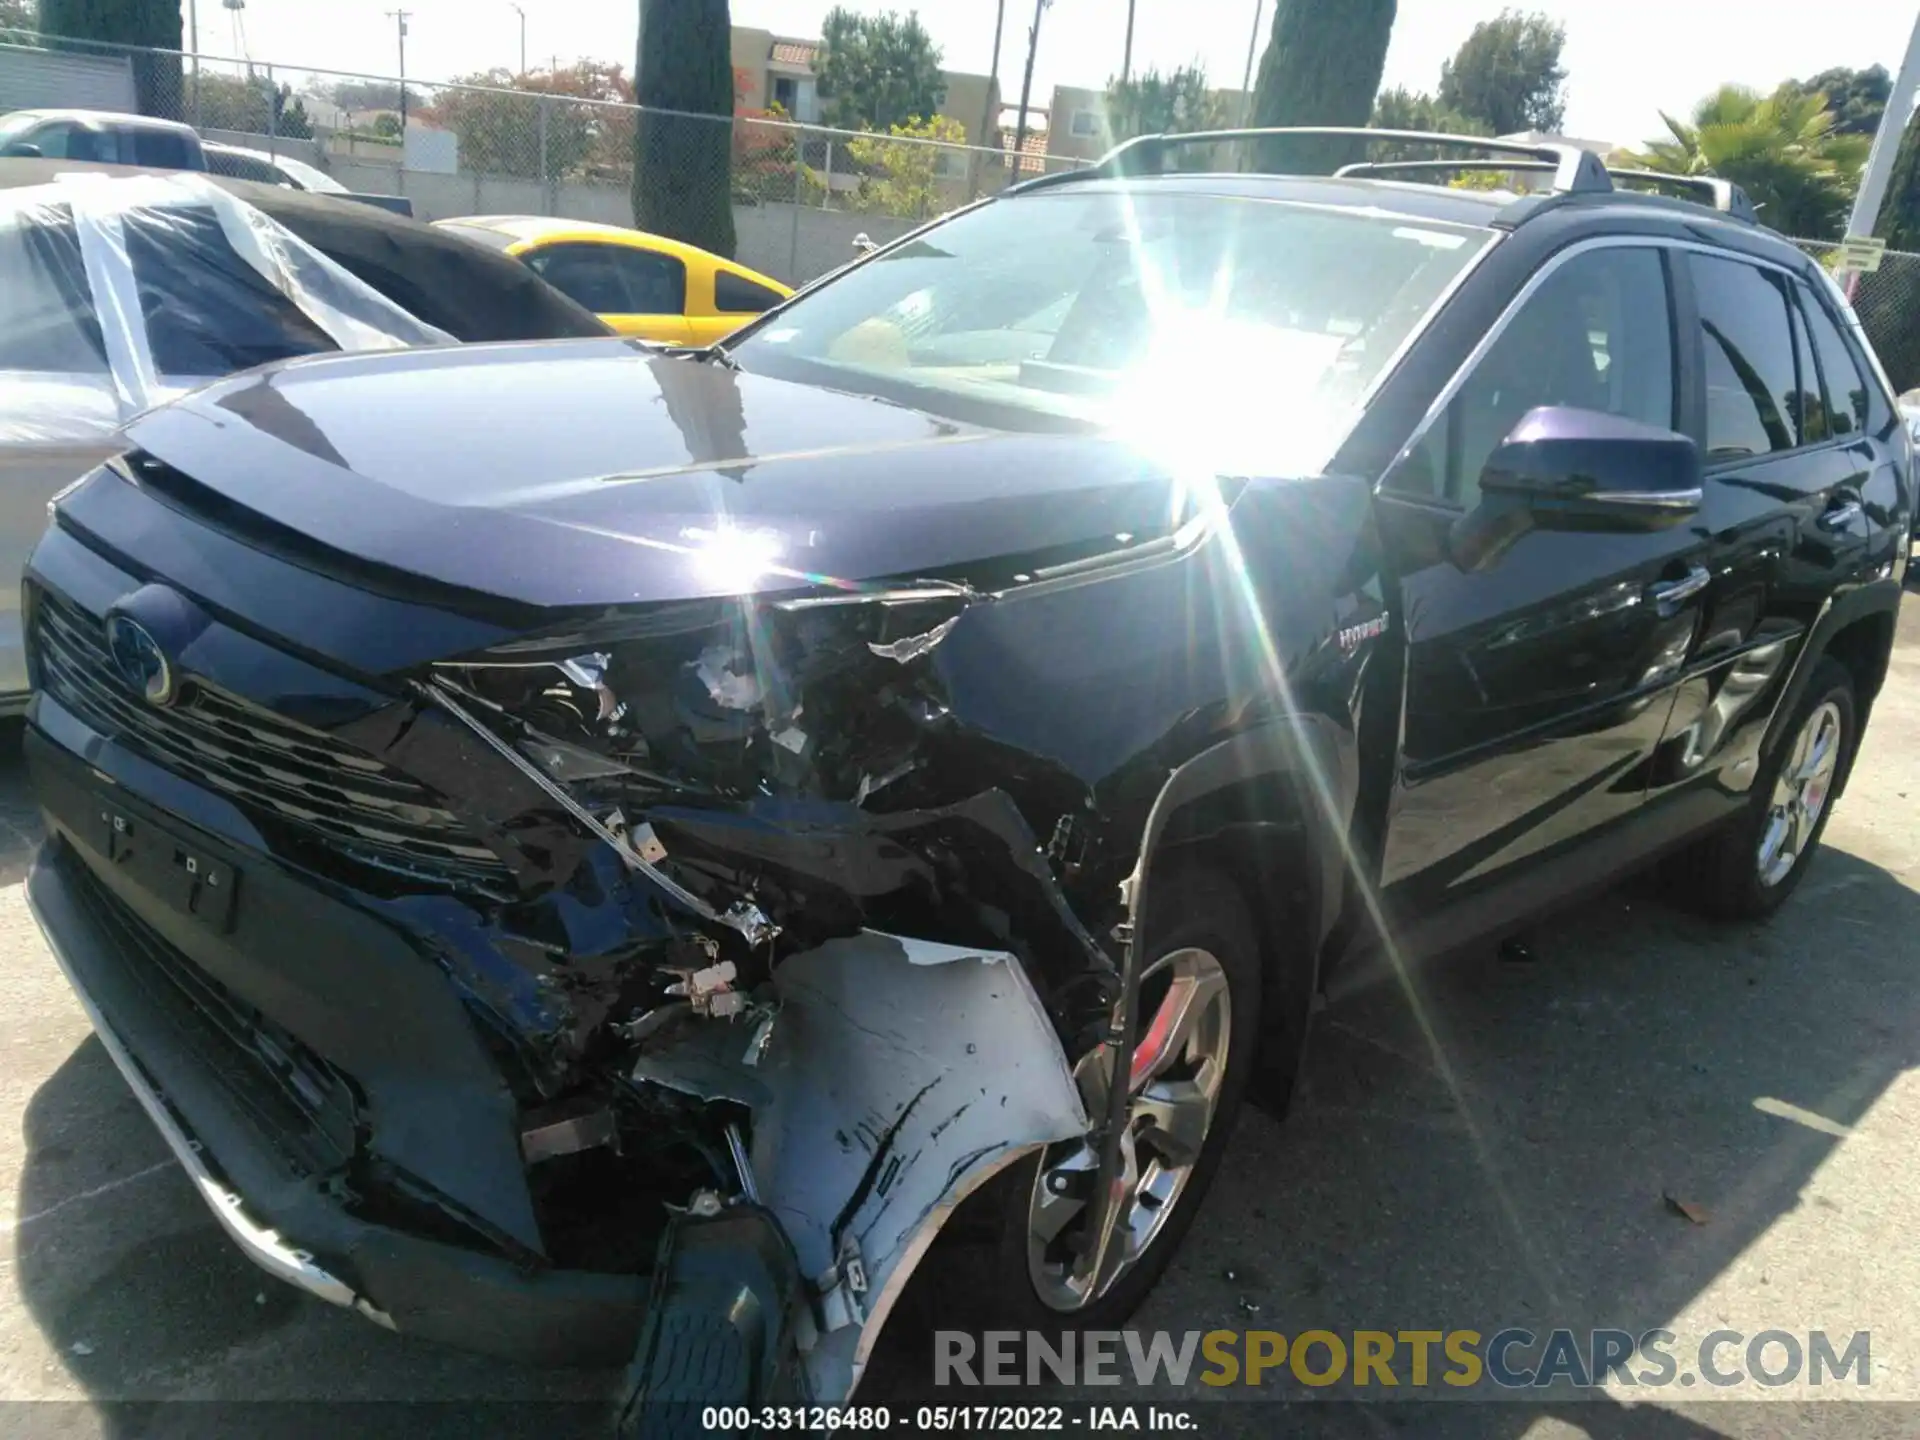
[
  {"left": 1249, "top": 0, "right": 1397, "bottom": 175},
  {"left": 632, "top": 0, "right": 737, "bottom": 259}
]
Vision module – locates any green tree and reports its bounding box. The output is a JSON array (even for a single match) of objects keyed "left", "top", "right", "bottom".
[
  {"left": 1366, "top": 85, "right": 1492, "bottom": 167},
  {"left": 1103, "top": 64, "right": 1226, "bottom": 145},
  {"left": 1782, "top": 65, "right": 1890, "bottom": 137},
  {"left": 633, "top": 0, "right": 735, "bottom": 258},
  {"left": 816, "top": 7, "right": 947, "bottom": 133},
  {"left": 846, "top": 113, "right": 966, "bottom": 218},
  {"left": 1249, "top": 0, "right": 1397, "bottom": 174},
  {"left": 1437, "top": 10, "right": 1566, "bottom": 136},
  {"left": 0, "top": 0, "right": 37, "bottom": 33},
  {"left": 1878, "top": 111, "right": 1920, "bottom": 249},
  {"left": 313, "top": 78, "right": 426, "bottom": 115},
  {"left": 425, "top": 62, "right": 633, "bottom": 180},
  {"left": 39, "top": 0, "right": 182, "bottom": 118},
  {"left": 1618, "top": 85, "right": 1868, "bottom": 239},
  {"left": 193, "top": 72, "right": 312, "bottom": 140}
]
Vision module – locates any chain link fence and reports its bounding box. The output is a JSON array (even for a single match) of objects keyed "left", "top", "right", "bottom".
[
  {"left": 0, "top": 32, "right": 1087, "bottom": 285},
  {"left": 1791, "top": 238, "right": 1920, "bottom": 398}
]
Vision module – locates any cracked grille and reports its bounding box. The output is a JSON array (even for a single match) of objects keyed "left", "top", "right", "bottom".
[{"left": 31, "top": 585, "right": 511, "bottom": 890}]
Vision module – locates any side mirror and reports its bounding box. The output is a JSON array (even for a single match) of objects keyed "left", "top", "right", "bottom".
[
  {"left": 1450, "top": 406, "right": 1702, "bottom": 571},
  {"left": 1, "top": 142, "right": 43, "bottom": 158}
]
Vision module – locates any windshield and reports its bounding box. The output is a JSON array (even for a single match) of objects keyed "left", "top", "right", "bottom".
[
  {"left": 0, "top": 113, "right": 43, "bottom": 150},
  {"left": 274, "top": 154, "right": 347, "bottom": 193},
  {"left": 730, "top": 190, "right": 1495, "bottom": 474}
]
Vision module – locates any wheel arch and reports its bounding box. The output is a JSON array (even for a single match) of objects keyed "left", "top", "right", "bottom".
[
  {"left": 1764, "top": 580, "right": 1900, "bottom": 796},
  {"left": 1136, "top": 713, "right": 1358, "bottom": 1103}
]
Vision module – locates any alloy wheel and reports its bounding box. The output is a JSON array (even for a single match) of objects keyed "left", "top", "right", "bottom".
[
  {"left": 1756, "top": 700, "right": 1843, "bottom": 888},
  {"left": 1025, "top": 946, "right": 1232, "bottom": 1312}
]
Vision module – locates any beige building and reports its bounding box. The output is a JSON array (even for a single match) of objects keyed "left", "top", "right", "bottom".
[
  {"left": 1041, "top": 82, "right": 1252, "bottom": 162},
  {"left": 730, "top": 24, "right": 999, "bottom": 151}
]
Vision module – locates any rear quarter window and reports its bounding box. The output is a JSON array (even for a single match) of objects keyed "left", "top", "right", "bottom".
[{"left": 127, "top": 127, "right": 196, "bottom": 169}]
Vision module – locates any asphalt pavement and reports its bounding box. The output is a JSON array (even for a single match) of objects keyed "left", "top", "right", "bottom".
[{"left": 4, "top": 605, "right": 1920, "bottom": 1438}]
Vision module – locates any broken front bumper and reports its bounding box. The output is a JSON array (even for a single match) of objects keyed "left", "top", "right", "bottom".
[
  {"left": 26, "top": 714, "right": 1089, "bottom": 1396},
  {"left": 25, "top": 722, "right": 648, "bottom": 1365}
]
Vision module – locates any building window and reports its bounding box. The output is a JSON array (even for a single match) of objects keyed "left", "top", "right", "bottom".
[{"left": 1070, "top": 110, "right": 1100, "bottom": 138}]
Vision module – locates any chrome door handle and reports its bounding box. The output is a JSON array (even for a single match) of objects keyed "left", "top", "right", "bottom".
[
  {"left": 1647, "top": 563, "right": 1710, "bottom": 617},
  {"left": 1819, "top": 500, "right": 1864, "bottom": 530}
]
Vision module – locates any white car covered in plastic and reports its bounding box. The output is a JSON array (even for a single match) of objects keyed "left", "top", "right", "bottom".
[{"left": 0, "top": 172, "right": 453, "bottom": 709}]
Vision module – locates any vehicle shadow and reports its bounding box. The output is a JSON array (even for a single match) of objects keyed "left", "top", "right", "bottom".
[
  {"left": 0, "top": 720, "right": 43, "bottom": 887},
  {"left": 865, "top": 846, "right": 1920, "bottom": 1438},
  {"left": 14, "top": 840, "right": 1919, "bottom": 1437}
]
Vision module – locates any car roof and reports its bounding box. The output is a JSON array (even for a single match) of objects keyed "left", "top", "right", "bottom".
[
  {"left": 441, "top": 213, "right": 728, "bottom": 262},
  {"left": 0, "top": 158, "right": 611, "bottom": 342},
  {"left": 1002, "top": 172, "right": 1520, "bottom": 228},
  {"left": 999, "top": 170, "right": 1819, "bottom": 271},
  {"left": 437, "top": 214, "right": 794, "bottom": 292},
  {"left": 4, "top": 108, "right": 198, "bottom": 135}
]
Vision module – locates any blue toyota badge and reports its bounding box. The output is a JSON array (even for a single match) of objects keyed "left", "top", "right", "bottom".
[{"left": 105, "top": 613, "right": 177, "bottom": 708}]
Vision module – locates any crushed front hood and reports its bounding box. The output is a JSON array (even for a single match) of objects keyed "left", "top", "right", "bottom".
[{"left": 121, "top": 339, "right": 1186, "bottom": 609}]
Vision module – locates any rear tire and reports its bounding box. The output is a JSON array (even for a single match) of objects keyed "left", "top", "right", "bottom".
[{"left": 1681, "top": 657, "right": 1855, "bottom": 921}]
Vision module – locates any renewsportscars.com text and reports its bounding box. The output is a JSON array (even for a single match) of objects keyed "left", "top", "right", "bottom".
[{"left": 934, "top": 1328, "right": 1872, "bottom": 1390}]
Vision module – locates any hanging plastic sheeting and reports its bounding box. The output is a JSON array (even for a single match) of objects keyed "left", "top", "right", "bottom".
[
  {"left": 0, "top": 171, "right": 454, "bottom": 445},
  {"left": 0, "top": 171, "right": 459, "bottom": 712}
]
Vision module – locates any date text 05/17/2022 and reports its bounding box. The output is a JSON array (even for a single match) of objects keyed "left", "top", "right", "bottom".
[{"left": 696, "top": 1405, "right": 1199, "bottom": 1432}]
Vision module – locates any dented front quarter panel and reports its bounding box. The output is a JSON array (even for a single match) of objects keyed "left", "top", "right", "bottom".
[{"left": 749, "top": 931, "right": 1087, "bottom": 1401}]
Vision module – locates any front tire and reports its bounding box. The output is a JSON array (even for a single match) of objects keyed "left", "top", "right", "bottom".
[
  {"left": 932, "top": 864, "right": 1266, "bottom": 1332},
  {"left": 1685, "top": 656, "right": 1856, "bottom": 920}
]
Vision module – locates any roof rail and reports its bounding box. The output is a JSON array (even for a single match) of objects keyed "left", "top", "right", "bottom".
[
  {"left": 1007, "top": 127, "right": 1614, "bottom": 197},
  {"left": 1331, "top": 157, "right": 1759, "bottom": 223}
]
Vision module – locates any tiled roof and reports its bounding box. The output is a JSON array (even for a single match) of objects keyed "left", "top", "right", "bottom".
[
  {"left": 770, "top": 41, "right": 816, "bottom": 66},
  {"left": 1001, "top": 126, "right": 1051, "bottom": 175}
]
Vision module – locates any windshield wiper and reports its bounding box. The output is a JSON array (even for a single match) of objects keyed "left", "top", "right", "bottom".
[{"left": 661, "top": 342, "right": 740, "bottom": 371}]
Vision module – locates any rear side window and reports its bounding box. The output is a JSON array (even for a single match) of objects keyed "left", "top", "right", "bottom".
[
  {"left": 526, "top": 242, "right": 687, "bottom": 315},
  {"left": 127, "top": 127, "right": 194, "bottom": 169},
  {"left": 714, "top": 269, "right": 784, "bottom": 314},
  {"left": 1796, "top": 282, "right": 1871, "bottom": 438},
  {"left": 122, "top": 207, "right": 336, "bottom": 375},
  {"left": 0, "top": 206, "right": 109, "bottom": 373},
  {"left": 1395, "top": 246, "right": 1675, "bottom": 507},
  {"left": 1689, "top": 253, "right": 1800, "bottom": 459}
]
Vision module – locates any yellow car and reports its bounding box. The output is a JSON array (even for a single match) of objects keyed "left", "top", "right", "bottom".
[{"left": 433, "top": 215, "right": 791, "bottom": 344}]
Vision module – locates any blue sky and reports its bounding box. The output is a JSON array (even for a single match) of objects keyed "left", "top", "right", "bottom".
[{"left": 197, "top": 0, "right": 1920, "bottom": 147}]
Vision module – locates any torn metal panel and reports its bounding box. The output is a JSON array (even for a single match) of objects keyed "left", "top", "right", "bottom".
[{"left": 745, "top": 929, "right": 1088, "bottom": 1401}]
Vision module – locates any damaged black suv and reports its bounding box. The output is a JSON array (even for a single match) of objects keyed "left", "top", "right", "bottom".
[{"left": 22, "top": 132, "right": 1910, "bottom": 1412}]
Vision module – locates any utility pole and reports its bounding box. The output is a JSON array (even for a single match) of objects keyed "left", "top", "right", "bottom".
[
  {"left": 973, "top": 0, "right": 1007, "bottom": 199},
  {"left": 1122, "top": 1, "right": 1135, "bottom": 83},
  {"left": 1847, "top": 9, "right": 1920, "bottom": 240},
  {"left": 188, "top": 0, "right": 200, "bottom": 125},
  {"left": 510, "top": 2, "right": 527, "bottom": 74},
  {"left": 980, "top": 0, "right": 1006, "bottom": 146},
  {"left": 1239, "top": 0, "right": 1265, "bottom": 124},
  {"left": 1011, "top": 0, "right": 1048, "bottom": 171},
  {"left": 387, "top": 10, "right": 411, "bottom": 130}
]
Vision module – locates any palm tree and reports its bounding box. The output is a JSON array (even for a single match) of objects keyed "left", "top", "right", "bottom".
[{"left": 1617, "top": 85, "right": 1868, "bottom": 239}]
